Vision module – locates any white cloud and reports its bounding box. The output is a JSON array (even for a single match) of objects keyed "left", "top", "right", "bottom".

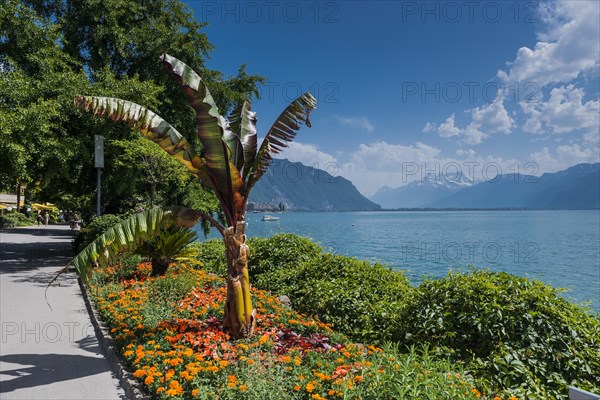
[
  {"left": 520, "top": 85, "right": 600, "bottom": 134},
  {"left": 278, "top": 141, "right": 338, "bottom": 168},
  {"left": 339, "top": 141, "right": 520, "bottom": 194},
  {"left": 530, "top": 144, "right": 600, "bottom": 172},
  {"left": 423, "top": 98, "right": 514, "bottom": 145},
  {"left": 461, "top": 123, "right": 488, "bottom": 145},
  {"left": 498, "top": 0, "right": 600, "bottom": 87},
  {"left": 470, "top": 98, "right": 515, "bottom": 134},
  {"left": 437, "top": 114, "right": 462, "bottom": 137},
  {"left": 333, "top": 115, "right": 375, "bottom": 133}
]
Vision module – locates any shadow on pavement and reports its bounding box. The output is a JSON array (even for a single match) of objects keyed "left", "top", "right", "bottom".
[{"left": 0, "top": 353, "right": 124, "bottom": 398}]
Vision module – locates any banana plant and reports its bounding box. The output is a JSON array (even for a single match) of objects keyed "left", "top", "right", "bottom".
[{"left": 73, "top": 53, "right": 316, "bottom": 338}]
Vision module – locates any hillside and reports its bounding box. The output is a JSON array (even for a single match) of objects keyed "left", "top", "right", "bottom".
[{"left": 249, "top": 159, "right": 380, "bottom": 211}]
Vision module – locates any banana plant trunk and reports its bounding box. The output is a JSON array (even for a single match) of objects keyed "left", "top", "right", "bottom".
[{"left": 223, "top": 221, "right": 255, "bottom": 339}]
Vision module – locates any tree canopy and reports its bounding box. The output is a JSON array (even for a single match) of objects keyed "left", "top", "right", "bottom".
[{"left": 0, "top": 0, "right": 264, "bottom": 218}]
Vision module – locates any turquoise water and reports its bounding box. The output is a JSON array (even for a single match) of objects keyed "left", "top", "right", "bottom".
[{"left": 198, "top": 210, "right": 600, "bottom": 311}]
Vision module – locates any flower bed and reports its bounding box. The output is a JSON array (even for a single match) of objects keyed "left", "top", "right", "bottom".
[{"left": 89, "top": 262, "right": 503, "bottom": 399}]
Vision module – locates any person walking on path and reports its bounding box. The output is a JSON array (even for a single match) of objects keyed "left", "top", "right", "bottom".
[
  {"left": 36, "top": 210, "right": 42, "bottom": 226},
  {"left": 44, "top": 210, "right": 49, "bottom": 227}
]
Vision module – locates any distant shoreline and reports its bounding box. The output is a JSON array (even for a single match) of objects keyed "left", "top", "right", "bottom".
[{"left": 251, "top": 208, "right": 600, "bottom": 213}]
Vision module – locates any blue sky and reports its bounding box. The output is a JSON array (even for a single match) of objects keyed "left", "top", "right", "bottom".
[{"left": 184, "top": 0, "right": 600, "bottom": 195}]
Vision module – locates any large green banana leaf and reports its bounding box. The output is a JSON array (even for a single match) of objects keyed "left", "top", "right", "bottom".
[
  {"left": 74, "top": 96, "right": 213, "bottom": 189},
  {"left": 248, "top": 93, "right": 316, "bottom": 190},
  {"left": 160, "top": 53, "right": 244, "bottom": 225},
  {"left": 67, "top": 207, "right": 201, "bottom": 283},
  {"left": 227, "top": 102, "right": 257, "bottom": 179}
]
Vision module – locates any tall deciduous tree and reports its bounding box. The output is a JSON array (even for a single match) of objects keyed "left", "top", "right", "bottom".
[{"left": 1, "top": 0, "right": 264, "bottom": 216}]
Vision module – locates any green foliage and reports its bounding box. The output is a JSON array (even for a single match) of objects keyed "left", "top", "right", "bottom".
[
  {"left": 398, "top": 269, "right": 600, "bottom": 399},
  {"left": 137, "top": 227, "right": 198, "bottom": 275},
  {"left": 357, "top": 344, "right": 480, "bottom": 400},
  {"left": 191, "top": 239, "right": 226, "bottom": 276},
  {"left": 73, "top": 214, "right": 124, "bottom": 252},
  {"left": 107, "top": 137, "right": 191, "bottom": 209},
  {"left": 0, "top": 212, "right": 34, "bottom": 228},
  {"left": 143, "top": 267, "right": 202, "bottom": 327},
  {"left": 264, "top": 253, "right": 412, "bottom": 342},
  {"left": 0, "top": 216, "right": 16, "bottom": 229},
  {"left": 2, "top": 0, "right": 264, "bottom": 215},
  {"left": 193, "top": 234, "right": 410, "bottom": 342},
  {"left": 247, "top": 233, "right": 322, "bottom": 277},
  {"left": 68, "top": 207, "right": 201, "bottom": 281}
]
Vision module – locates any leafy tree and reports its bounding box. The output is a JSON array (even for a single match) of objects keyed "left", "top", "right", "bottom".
[
  {"left": 72, "top": 54, "right": 316, "bottom": 339},
  {"left": 1, "top": 0, "right": 264, "bottom": 217}
]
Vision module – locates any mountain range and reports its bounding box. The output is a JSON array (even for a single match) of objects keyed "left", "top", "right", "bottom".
[
  {"left": 371, "top": 163, "right": 600, "bottom": 209},
  {"left": 371, "top": 172, "right": 474, "bottom": 208},
  {"left": 249, "top": 159, "right": 380, "bottom": 211}
]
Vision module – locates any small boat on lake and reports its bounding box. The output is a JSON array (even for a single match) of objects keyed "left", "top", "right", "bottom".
[{"left": 262, "top": 215, "right": 279, "bottom": 222}]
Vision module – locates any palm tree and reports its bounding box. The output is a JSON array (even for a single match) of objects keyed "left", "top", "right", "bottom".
[{"left": 72, "top": 53, "right": 316, "bottom": 339}]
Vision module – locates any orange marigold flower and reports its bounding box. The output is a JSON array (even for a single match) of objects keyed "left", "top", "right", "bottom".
[
  {"left": 133, "top": 369, "right": 146, "bottom": 378},
  {"left": 192, "top": 388, "right": 199, "bottom": 396},
  {"left": 293, "top": 385, "right": 301, "bottom": 391},
  {"left": 239, "top": 384, "right": 248, "bottom": 392},
  {"left": 166, "top": 388, "right": 177, "bottom": 396},
  {"left": 156, "top": 387, "right": 165, "bottom": 393},
  {"left": 144, "top": 375, "right": 154, "bottom": 385},
  {"left": 354, "top": 375, "right": 363, "bottom": 382},
  {"left": 509, "top": 397, "right": 518, "bottom": 400},
  {"left": 306, "top": 383, "right": 315, "bottom": 393},
  {"left": 169, "top": 380, "right": 179, "bottom": 389},
  {"left": 258, "top": 335, "right": 269, "bottom": 345},
  {"left": 328, "top": 389, "right": 335, "bottom": 396}
]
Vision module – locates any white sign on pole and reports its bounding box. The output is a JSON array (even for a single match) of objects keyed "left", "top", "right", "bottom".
[{"left": 95, "top": 135, "right": 104, "bottom": 168}]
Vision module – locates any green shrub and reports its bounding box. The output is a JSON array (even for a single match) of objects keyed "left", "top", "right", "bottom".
[
  {"left": 262, "top": 253, "right": 412, "bottom": 343},
  {"left": 247, "top": 233, "right": 322, "bottom": 277},
  {"left": 0, "top": 212, "right": 35, "bottom": 229},
  {"left": 193, "top": 233, "right": 322, "bottom": 279},
  {"left": 398, "top": 269, "right": 600, "bottom": 399},
  {"left": 72, "top": 214, "right": 123, "bottom": 252},
  {"left": 0, "top": 215, "right": 16, "bottom": 229},
  {"left": 192, "top": 239, "right": 226, "bottom": 275}
]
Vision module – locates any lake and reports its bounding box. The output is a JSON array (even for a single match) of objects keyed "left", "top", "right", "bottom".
[{"left": 198, "top": 210, "right": 600, "bottom": 311}]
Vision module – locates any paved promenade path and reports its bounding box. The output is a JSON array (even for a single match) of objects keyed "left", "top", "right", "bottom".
[{"left": 0, "top": 225, "right": 125, "bottom": 399}]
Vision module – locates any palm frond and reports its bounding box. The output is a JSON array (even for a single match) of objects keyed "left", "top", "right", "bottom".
[
  {"left": 159, "top": 53, "right": 244, "bottom": 225},
  {"left": 74, "top": 96, "right": 213, "bottom": 189},
  {"left": 65, "top": 207, "right": 201, "bottom": 283},
  {"left": 248, "top": 93, "right": 316, "bottom": 190}
]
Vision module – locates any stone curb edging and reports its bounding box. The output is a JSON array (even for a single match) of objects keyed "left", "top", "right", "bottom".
[{"left": 78, "top": 275, "right": 148, "bottom": 400}]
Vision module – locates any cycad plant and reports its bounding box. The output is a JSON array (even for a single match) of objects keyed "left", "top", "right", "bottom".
[{"left": 72, "top": 53, "right": 316, "bottom": 338}]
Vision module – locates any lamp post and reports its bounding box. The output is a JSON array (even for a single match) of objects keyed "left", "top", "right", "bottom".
[{"left": 94, "top": 135, "right": 104, "bottom": 217}]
